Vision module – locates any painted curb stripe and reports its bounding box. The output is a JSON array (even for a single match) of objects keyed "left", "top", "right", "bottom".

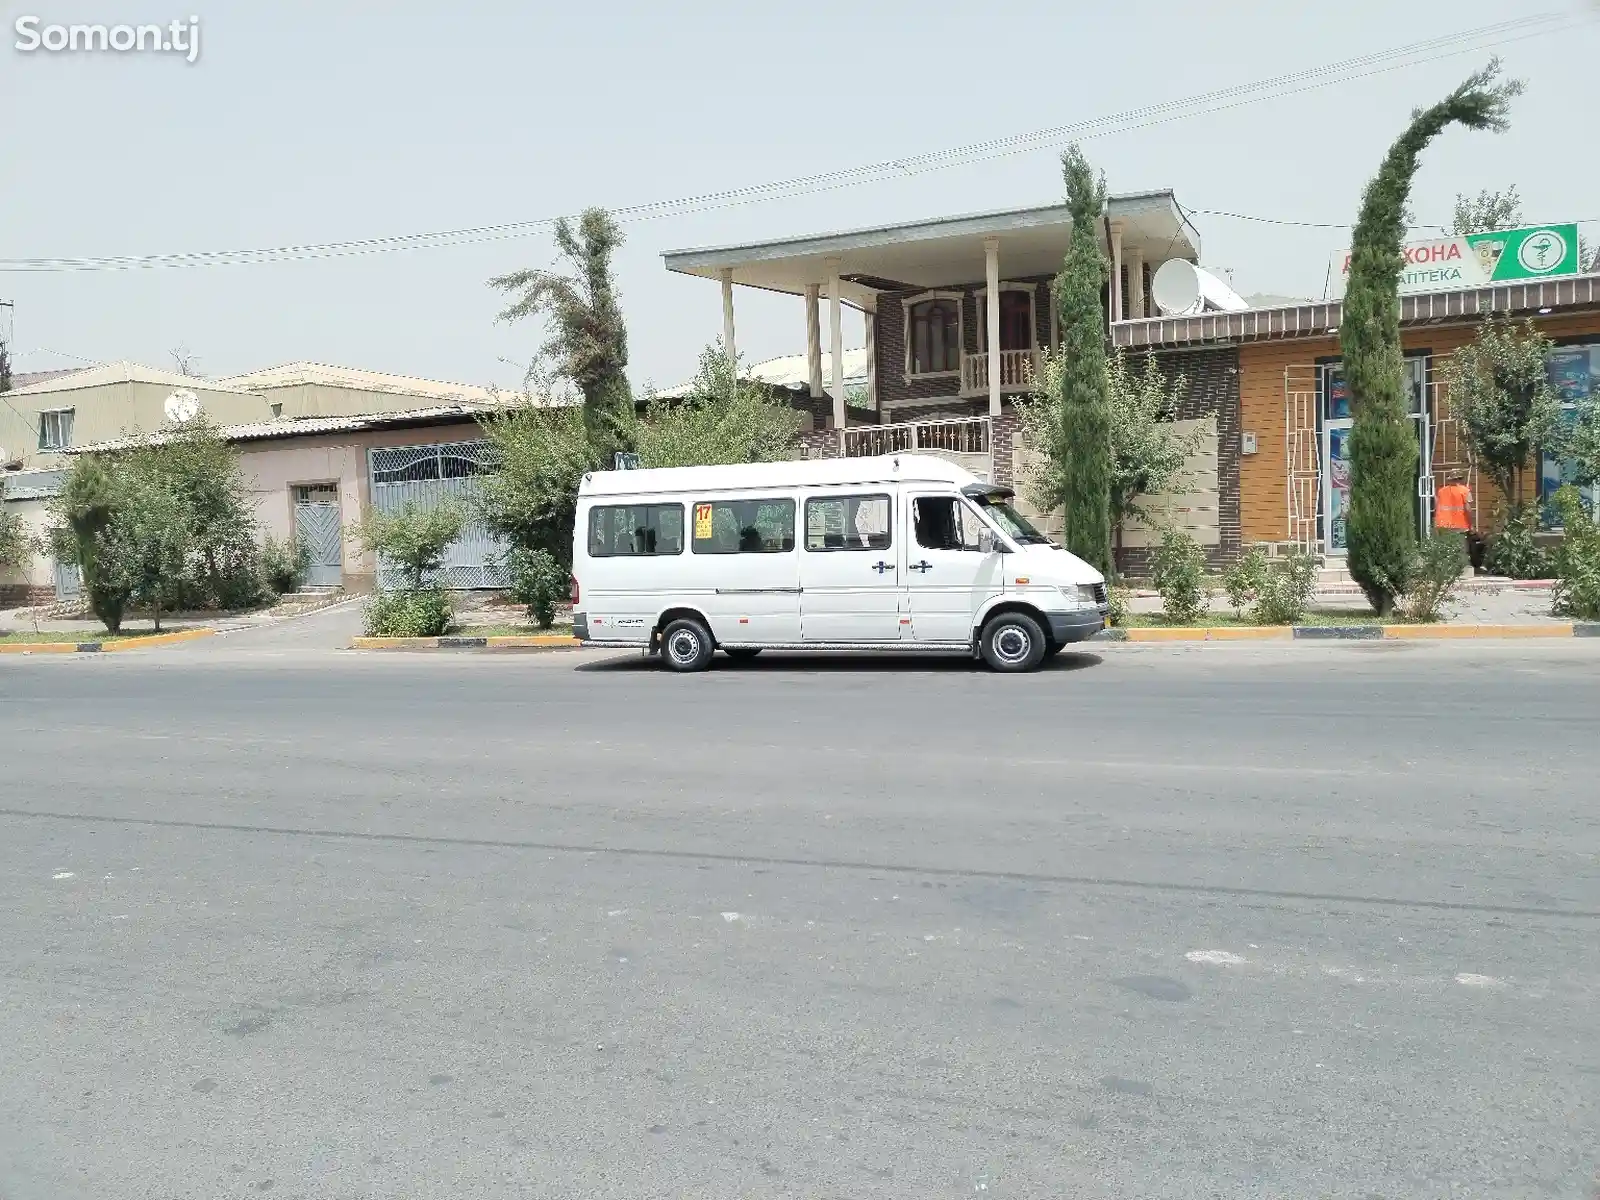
[
  {"left": 350, "top": 635, "right": 581, "bottom": 651},
  {"left": 1380, "top": 623, "right": 1575, "bottom": 639},
  {"left": 1124, "top": 626, "right": 1293, "bottom": 642},
  {"left": 1293, "top": 626, "right": 1383, "bottom": 640},
  {"left": 0, "top": 628, "right": 214, "bottom": 654}
]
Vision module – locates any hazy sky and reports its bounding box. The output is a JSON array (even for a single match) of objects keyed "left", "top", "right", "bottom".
[{"left": 2, "top": 1, "right": 1597, "bottom": 393}]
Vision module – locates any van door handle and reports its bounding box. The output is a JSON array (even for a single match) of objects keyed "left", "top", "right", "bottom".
[
  {"left": 870, "top": 560, "right": 891, "bottom": 574},
  {"left": 908, "top": 560, "right": 932, "bottom": 573}
]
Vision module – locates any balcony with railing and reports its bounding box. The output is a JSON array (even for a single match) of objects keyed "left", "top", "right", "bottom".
[
  {"left": 842, "top": 416, "right": 990, "bottom": 458},
  {"left": 961, "top": 349, "right": 1039, "bottom": 397}
]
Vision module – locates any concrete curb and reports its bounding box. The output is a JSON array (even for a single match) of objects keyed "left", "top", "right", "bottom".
[
  {"left": 350, "top": 634, "right": 581, "bottom": 651},
  {"left": 0, "top": 628, "right": 216, "bottom": 655},
  {"left": 1096, "top": 623, "right": 1599, "bottom": 642}
]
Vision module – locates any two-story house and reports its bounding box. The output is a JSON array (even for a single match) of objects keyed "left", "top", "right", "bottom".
[{"left": 663, "top": 193, "right": 1218, "bottom": 564}]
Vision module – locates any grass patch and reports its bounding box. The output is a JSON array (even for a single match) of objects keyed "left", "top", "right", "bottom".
[
  {"left": 1120, "top": 609, "right": 1387, "bottom": 629},
  {"left": 448, "top": 622, "right": 574, "bottom": 638},
  {"left": 0, "top": 628, "right": 181, "bottom": 644}
]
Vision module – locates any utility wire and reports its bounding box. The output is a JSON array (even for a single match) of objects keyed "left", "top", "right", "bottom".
[{"left": 0, "top": 12, "right": 1586, "bottom": 274}]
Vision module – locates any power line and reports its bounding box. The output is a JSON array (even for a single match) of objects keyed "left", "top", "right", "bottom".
[{"left": 0, "top": 12, "right": 1586, "bottom": 274}]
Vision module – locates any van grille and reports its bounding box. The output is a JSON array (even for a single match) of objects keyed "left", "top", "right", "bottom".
[{"left": 1092, "top": 583, "right": 1108, "bottom": 606}]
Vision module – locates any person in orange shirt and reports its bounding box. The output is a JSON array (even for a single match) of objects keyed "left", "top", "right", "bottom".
[{"left": 1435, "top": 475, "right": 1484, "bottom": 572}]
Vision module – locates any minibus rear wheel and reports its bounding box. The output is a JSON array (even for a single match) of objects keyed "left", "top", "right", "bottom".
[
  {"left": 660, "top": 617, "right": 715, "bottom": 672},
  {"left": 979, "top": 611, "right": 1047, "bottom": 673}
]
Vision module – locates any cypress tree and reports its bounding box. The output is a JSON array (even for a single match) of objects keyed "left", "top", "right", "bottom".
[
  {"left": 1054, "top": 144, "right": 1113, "bottom": 577},
  {"left": 1343, "top": 61, "right": 1520, "bottom": 614}
]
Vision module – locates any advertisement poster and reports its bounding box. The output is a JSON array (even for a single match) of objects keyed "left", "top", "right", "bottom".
[
  {"left": 1327, "top": 426, "right": 1352, "bottom": 552},
  {"left": 1328, "top": 224, "right": 1580, "bottom": 299}
]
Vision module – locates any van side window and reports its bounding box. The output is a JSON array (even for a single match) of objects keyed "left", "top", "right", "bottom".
[
  {"left": 912, "top": 496, "right": 984, "bottom": 551},
  {"left": 691, "top": 499, "right": 795, "bottom": 554},
  {"left": 587, "top": 504, "right": 684, "bottom": 557},
  {"left": 805, "top": 494, "right": 891, "bottom": 552}
]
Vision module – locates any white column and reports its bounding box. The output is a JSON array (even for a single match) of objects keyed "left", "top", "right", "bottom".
[
  {"left": 863, "top": 311, "right": 877, "bottom": 412},
  {"left": 804, "top": 284, "right": 823, "bottom": 398},
  {"left": 984, "top": 237, "right": 1001, "bottom": 417},
  {"left": 1109, "top": 228, "right": 1124, "bottom": 323},
  {"left": 719, "top": 268, "right": 737, "bottom": 380},
  {"left": 1127, "top": 248, "right": 1146, "bottom": 320},
  {"left": 827, "top": 259, "right": 845, "bottom": 430}
]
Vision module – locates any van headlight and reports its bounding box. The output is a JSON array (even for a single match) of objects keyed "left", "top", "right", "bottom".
[{"left": 1060, "top": 584, "right": 1100, "bottom": 609}]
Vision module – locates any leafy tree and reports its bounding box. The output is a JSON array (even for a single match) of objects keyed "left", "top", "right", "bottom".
[
  {"left": 1342, "top": 61, "right": 1521, "bottom": 614},
  {"left": 0, "top": 331, "right": 12, "bottom": 394},
  {"left": 1451, "top": 186, "right": 1521, "bottom": 234},
  {"left": 95, "top": 475, "right": 192, "bottom": 632},
  {"left": 490, "top": 208, "right": 633, "bottom": 459},
  {"left": 350, "top": 497, "right": 466, "bottom": 591},
  {"left": 129, "top": 417, "right": 264, "bottom": 608},
  {"left": 1051, "top": 143, "right": 1113, "bottom": 577},
  {"left": 1438, "top": 317, "right": 1566, "bottom": 516},
  {"left": 478, "top": 343, "right": 802, "bottom": 568},
  {"left": 0, "top": 483, "right": 31, "bottom": 572},
  {"left": 1021, "top": 349, "right": 1203, "bottom": 560},
  {"left": 632, "top": 343, "right": 802, "bottom": 468},
  {"left": 49, "top": 456, "right": 130, "bottom": 631},
  {"left": 476, "top": 401, "right": 594, "bottom": 568}
]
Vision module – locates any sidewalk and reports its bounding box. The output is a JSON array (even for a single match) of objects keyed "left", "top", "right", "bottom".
[{"left": 1127, "top": 577, "right": 1562, "bottom": 626}]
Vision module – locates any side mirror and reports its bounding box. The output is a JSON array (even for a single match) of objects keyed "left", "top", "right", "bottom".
[{"left": 977, "top": 529, "right": 1005, "bottom": 555}]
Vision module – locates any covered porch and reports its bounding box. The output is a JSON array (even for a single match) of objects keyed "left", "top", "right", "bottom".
[{"left": 662, "top": 193, "right": 1201, "bottom": 430}]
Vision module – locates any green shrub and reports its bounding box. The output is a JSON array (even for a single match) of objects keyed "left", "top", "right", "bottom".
[
  {"left": 1397, "top": 532, "right": 1468, "bottom": 623},
  {"left": 506, "top": 546, "right": 567, "bottom": 629},
  {"left": 1106, "top": 583, "right": 1131, "bottom": 628},
  {"left": 1222, "top": 546, "right": 1320, "bottom": 624},
  {"left": 1484, "top": 507, "right": 1550, "bottom": 580},
  {"left": 363, "top": 588, "right": 453, "bottom": 638},
  {"left": 1254, "top": 550, "right": 1321, "bottom": 625},
  {"left": 260, "top": 534, "right": 312, "bottom": 595},
  {"left": 1223, "top": 547, "right": 1269, "bottom": 615},
  {"left": 1550, "top": 486, "right": 1600, "bottom": 620},
  {"left": 1150, "top": 528, "right": 1208, "bottom": 624}
]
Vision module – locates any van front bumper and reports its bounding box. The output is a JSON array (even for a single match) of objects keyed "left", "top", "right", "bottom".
[{"left": 1046, "top": 608, "right": 1107, "bottom": 644}]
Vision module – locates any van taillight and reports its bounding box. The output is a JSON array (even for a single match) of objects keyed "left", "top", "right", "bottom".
[{"left": 569, "top": 576, "right": 580, "bottom": 605}]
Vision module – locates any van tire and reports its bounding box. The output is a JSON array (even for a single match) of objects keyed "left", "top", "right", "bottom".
[
  {"left": 660, "top": 618, "right": 714, "bottom": 672},
  {"left": 979, "top": 611, "right": 1047, "bottom": 673},
  {"left": 723, "top": 647, "right": 762, "bottom": 661}
]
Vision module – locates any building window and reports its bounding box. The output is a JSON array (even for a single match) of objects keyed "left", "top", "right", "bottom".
[
  {"left": 977, "top": 287, "right": 1037, "bottom": 353},
  {"left": 588, "top": 503, "right": 684, "bottom": 557},
  {"left": 904, "top": 295, "right": 962, "bottom": 376},
  {"left": 805, "top": 494, "right": 891, "bottom": 551},
  {"left": 691, "top": 498, "right": 795, "bottom": 554},
  {"left": 1540, "top": 342, "right": 1600, "bottom": 529},
  {"left": 38, "top": 408, "right": 74, "bottom": 450}
]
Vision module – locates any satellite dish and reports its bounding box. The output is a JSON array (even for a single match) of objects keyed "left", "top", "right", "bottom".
[
  {"left": 164, "top": 390, "right": 201, "bottom": 424},
  {"left": 1151, "top": 259, "right": 1250, "bottom": 316}
]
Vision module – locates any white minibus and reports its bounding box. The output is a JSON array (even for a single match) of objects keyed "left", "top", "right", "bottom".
[{"left": 571, "top": 454, "right": 1108, "bottom": 672}]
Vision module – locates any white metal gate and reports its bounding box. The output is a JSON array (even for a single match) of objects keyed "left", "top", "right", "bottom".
[
  {"left": 369, "top": 440, "right": 509, "bottom": 589},
  {"left": 293, "top": 483, "right": 343, "bottom": 589}
]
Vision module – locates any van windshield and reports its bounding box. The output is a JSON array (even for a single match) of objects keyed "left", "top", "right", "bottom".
[{"left": 971, "top": 496, "right": 1052, "bottom": 545}]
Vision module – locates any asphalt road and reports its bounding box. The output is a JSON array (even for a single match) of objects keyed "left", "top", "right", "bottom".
[{"left": 2, "top": 641, "right": 1598, "bottom": 1199}]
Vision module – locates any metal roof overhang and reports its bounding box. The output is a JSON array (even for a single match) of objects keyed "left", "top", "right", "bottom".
[
  {"left": 662, "top": 193, "right": 1199, "bottom": 313},
  {"left": 1112, "top": 274, "right": 1600, "bottom": 351}
]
